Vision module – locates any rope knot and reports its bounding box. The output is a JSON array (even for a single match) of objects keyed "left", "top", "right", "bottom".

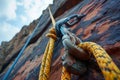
[{"left": 46, "top": 27, "right": 57, "bottom": 40}]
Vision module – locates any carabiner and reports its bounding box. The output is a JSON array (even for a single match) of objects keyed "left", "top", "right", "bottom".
[{"left": 55, "top": 14, "right": 86, "bottom": 38}]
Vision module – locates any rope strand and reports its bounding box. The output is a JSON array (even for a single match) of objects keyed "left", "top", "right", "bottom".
[
  {"left": 61, "top": 67, "right": 71, "bottom": 80},
  {"left": 39, "top": 28, "right": 56, "bottom": 80}
]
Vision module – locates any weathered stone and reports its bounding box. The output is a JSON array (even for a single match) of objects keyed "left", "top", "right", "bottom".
[{"left": 0, "top": 0, "right": 120, "bottom": 80}]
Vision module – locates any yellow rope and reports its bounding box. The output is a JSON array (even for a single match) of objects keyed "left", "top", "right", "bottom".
[
  {"left": 61, "top": 67, "right": 71, "bottom": 80},
  {"left": 39, "top": 41, "right": 50, "bottom": 80},
  {"left": 48, "top": 7, "right": 56, "bottom": 28},
  {"left": 39, "top": 7, "right": 70, "bottom": 80},
  {"left": 78, "top": 42, "right": 120, "bottom": 80},
  {"left": 39, "top": 28, "right": 56, "bottom": 80}
]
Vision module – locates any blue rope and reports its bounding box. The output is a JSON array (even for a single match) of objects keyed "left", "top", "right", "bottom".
[
  {"left": 60, "top": 27, "right": 66, "bottom": 35},
  {"left": 3, "top": 19, "right": 41, "bottom": 80}
]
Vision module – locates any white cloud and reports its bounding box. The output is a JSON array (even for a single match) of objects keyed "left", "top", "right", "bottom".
[
  {"left": 20, "top": 15, "right": 27, "bottom": 24},
  {"left": 0, "top": 0, "right": 53, "bottom": 44},
  {"left": 20, "top": 0, "right": 53, "bottom": 22},
  {"left": 0, "top": 22, "right": 20, "bottom": 43},
  {"left": 0, "top": 0, "right": 17, "bottom": 20}
]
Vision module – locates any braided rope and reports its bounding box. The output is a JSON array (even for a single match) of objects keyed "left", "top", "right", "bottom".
[
  {"left": 78, "top": 42, "right": 120, "bottom": 80},
  {"left": 39, "top": 42, "right": 50, "bottom": 80},
  {"left": 61, "top": 67, "right": 71, "bottom": 80},
  {"left": 39, "top": 28, "right": 56, "bottom": 80},
  {"left": 39, "top": 27, "right": 71, "bottom": 80}
]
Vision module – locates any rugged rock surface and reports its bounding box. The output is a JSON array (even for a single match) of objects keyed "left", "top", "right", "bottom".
[{"left": 0, "top": 0, "right": 120, "bottom": 80}]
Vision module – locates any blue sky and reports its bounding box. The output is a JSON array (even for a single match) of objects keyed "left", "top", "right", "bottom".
[{"left": 0, "top": 0, "right": 53, "bottom": 44}]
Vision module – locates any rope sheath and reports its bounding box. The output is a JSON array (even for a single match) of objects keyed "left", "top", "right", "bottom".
[
  {"left": 61, "top": 67, "right": 71, "bottom": 80},
  {"left": 78, "top": 42, "right": 120, "bottom": 80},
  {"left": 39, "top": 42, "right": 50, "bottom": 80},
  {"left": 39, "top": 28, "right": 56, "bottom": 80}
]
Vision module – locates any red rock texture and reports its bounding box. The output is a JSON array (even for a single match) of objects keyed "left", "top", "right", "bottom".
[
  {"left": 0, "top": 0, "right": 120, "bottom": 80},
  {"left": 13, "top": 54, "right": 43, "bottom": 80}
]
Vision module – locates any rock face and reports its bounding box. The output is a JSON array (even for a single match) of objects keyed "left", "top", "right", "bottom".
[{"left": 0, "top": 0, "right": 120, "bottom": 80}]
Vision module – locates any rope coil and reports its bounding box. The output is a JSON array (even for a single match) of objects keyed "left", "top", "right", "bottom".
[{"left": 46, "top": 27, "right": 57, "bottom": 40}]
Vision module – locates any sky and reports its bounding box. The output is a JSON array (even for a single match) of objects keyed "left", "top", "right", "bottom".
[{"left": 0, "top": 0, "right": 53, "bottom": 45}]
